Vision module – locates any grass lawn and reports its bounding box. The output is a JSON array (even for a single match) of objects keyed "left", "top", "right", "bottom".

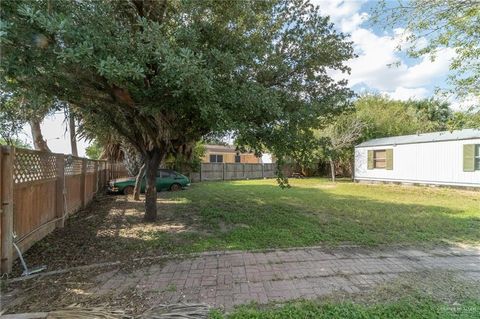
[
  {"left": 23, "top": 178, "right": 480, "bottom": 269},
  {"left": 206, "top": 270, "right": 480, "bottom": 318},
  {"left": 209, "top": 298, "right": 480, "bottom": 319},
  {"left": 207, "top": 272, "right": 480, "bottom": 318},
  {"left": 139, "top": 178, "right": 480, "bottom": 252}
]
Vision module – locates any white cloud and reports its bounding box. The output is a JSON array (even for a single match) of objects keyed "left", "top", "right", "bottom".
[
  {"left": 342, "top": 29, "right": 455, "bottom": 92},
  {"left": 313, "top": 0, "right": 368, "bottom": 33},
  {"left": 398, "top": 48, "right": 455, "bottom": 86},
  {"left": 315, "top": 0, "right": 455, "bottom": 102},
  {"left": 340, "top": 12, "right": 369, "bottom": 33},
  {"left": 383, "top": 87, "right": 429, "bottom": 100},
  {"left": 345, "top": 28, "right": 401, "bottom": 90}
]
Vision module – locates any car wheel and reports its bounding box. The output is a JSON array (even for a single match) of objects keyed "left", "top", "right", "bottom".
[
  {"left": 123, "top": 185, "right": 134, "bottom": 195},
  {"left": 170, "top": 183, "right": 182, "bottom": 192}
]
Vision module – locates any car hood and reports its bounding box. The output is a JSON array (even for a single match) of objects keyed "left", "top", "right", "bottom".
[{"left": 110, "top": 177, "right": 135, "bottom": 184}]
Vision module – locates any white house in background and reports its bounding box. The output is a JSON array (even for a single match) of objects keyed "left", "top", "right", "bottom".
[{"left": 354, "top": 129, "right": 480, "bottom": 188}]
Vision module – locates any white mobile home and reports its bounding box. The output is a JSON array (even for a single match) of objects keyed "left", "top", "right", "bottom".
[{"left": 354, "top": 129, "right": 480, "bottom": 188}]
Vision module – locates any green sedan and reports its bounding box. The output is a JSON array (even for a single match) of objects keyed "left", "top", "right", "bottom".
[{"left": 108, "top": 169, "right": 190, "bottom": 195}]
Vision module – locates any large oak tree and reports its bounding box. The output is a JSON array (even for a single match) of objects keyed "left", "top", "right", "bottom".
[{"left": 1, "top": 0, "right": 354, "bottom": 221}]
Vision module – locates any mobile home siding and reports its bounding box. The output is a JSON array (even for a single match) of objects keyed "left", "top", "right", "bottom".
[{"left": 355, "top": 138, "right": 480, "bottom": 187}]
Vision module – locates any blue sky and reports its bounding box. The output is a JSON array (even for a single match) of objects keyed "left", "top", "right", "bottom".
[{"left": 21, "top": 0, "right": 470, "bottom": 156}]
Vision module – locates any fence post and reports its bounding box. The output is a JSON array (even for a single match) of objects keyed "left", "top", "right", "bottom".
[
  {"left": 55, "top": 155, "right": 65, "bottom": 228},
  {"left": 105, "top": 162, "right": 109, "bottom": 182},
  {"left": 1, "top": 146, "right": 14, "bottom": 273},
  {"left": 261, "top": 163, "right": 264, "bottom": 178},
  {"left": 94, "top": 161, "right": 99, "bottom": 193},
  {"left": 0, "top": 146, "right": 2, "bottom": 271},
  {"left": 242, "top": 163, "right": 245, "bottom": 179},
  {"left": 0, "top": 146, "right": 2, "bottom": 267},
  {"left": 107, "top": 161, "right": 111, "bottom": 181},
  {"left": 80, "top": 158, "right": 87, "bottom": 208},
  {"left": 104, "top": 161, "right": 107, "bottom": 187},
  {"left": 222, "top": 163, "right": 225, "bottom": 180}
]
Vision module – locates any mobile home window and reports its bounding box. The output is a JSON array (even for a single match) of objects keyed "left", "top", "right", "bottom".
[
  {"left": 373, "top": 150, "right": 386, "bottom": 169},
  {"left": 476, "top": 145, "right": 480, "bottom": 170},
  {"left": 209, "top": 154, "right": 223, "bottom": 163},
  {"left": 235, "top": 154, "right": 241, "bottom": 163}
]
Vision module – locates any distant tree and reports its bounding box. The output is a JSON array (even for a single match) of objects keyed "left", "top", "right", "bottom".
[
  {"left": 354, "top": 95, "right": 452, "bottom": 140},
  {"left": 373, "top": 0, "right": 480, "bottom": 99},
  {"left": 85, "top": 140, "right": 102, "bottom": 160},
  {"left": 409, "top": 98, "right": 452, "bottom": 130},
  {"left": 317, "top": 115, "right": 364, "bottom": 182},
  {"left": 2, "top": 0, "right": 354, "bottom": 221},
  {"left": 165, "top": 141, "right": 206, "bottom": 173},
  {"left": 448, "top": 110, "right": 480, "bottom": 130},
  {"left": 0, "top": 91, "right": 52, "bottom": 150},
  {"left": 0, "top": 138, "right": 32, "bottom": 149},
  {"left": 202, "top": 136, "right": 229, "bottom": 146},
  {"left": 0, "top": 93, "right": 26, "bottom": 145}
]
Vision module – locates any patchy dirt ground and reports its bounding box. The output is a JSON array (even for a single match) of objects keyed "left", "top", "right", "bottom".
[
  {"left": 4, "top": 265, "right": 151, "bottom": 315},
  {"left": 10, "top": 193, "right": 203, "bottom": 276}
]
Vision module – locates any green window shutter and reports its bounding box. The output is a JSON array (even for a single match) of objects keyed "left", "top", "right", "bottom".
[
  {"left": 386, "top": 149, "right": 393, "bottom": 170},
  {"left": 463, "top": 144, "right": 475, "bottom": 172},
  {"left": 367, "top": 150, "right": 374, "bottom": 169}
]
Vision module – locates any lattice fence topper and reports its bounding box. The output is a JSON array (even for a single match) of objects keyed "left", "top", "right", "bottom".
[
  {"left": 65, "top": 157, "right": 83, "bottom": 176},
  {"left": 86, "top": 160, "right": 96, "bottom": 173},
  {"left": 14, "top": 150, "right": 57, "bottom": 184}
]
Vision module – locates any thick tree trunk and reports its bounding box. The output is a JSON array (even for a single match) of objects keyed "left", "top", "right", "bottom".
[
  {"left": 133, "top": 163, "right": 146, "bottom": 201},
  {"left": 144, "top": 148, "right": 164, "bottom": 222},
  {"left": 69, "top": 112, "right": 78, "bottom": 156},
  {"left": 30, "top": 119, "right": 51, "bottom": 152},
  {"left": 329, "top": 157, "right": 336, "bottom": 183}
]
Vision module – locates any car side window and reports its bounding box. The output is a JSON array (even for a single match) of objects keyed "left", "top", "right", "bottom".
[{"left": 160, "top": 171, "right": 172, "bottom": 178}]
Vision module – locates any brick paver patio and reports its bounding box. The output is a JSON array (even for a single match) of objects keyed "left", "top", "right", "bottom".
[{"left": 89, "top": 245, "right": 480, "bottom": 310}]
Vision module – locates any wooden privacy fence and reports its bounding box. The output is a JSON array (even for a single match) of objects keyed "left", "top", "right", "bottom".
[
  {"left": 190, "top": 163, "right": 276, "bottom": 182},
  {"left": 0, "top": 146, "right": 127, "bottom": 273}
]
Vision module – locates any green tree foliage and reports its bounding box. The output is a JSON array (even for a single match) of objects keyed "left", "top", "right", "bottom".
[
  {"left": 409, "top": 98, "right": 452, "bottom": 128},
  {"left": 0, "top": 93, "right": 27, "bottom": 144},
  {"left": 316, "top": 114, "right": 364, "bottom": 181},
  {"left": 0, "top": 88, "right": 59, "bottom": 150},
  {"left": 0, "top": 137, "right": 31, "bottom": 149},
  {"left": 1, "top": 0, "right": 354, "bottom": 220},
  {"left": 449, "top": 110, "right": 480, "bottom": 129},
  {"left": 373, "top": 0, "right": 480, "bottom": 99},
  {"left": 354, "top": 95, "right": 450, "bottom": 141},
  {"left": 164, "top": 141, "right": 206, "bottom": 173},
  {"left": 85, "top": 140, "right": 102, "bottom": 160}
]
